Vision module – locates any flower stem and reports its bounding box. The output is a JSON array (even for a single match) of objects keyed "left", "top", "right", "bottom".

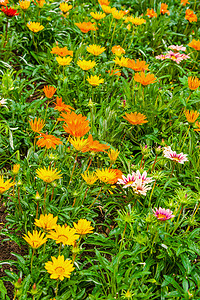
[
  {"left": 170, "top": 163, "right": 175, "bottom": 178},
  {"left": 30, "top": 249, "right": 35, "bottom": 272},
  {"left": 180, "top": 125, "right": 190, "bottom": 152},
  {"left": 43, "top": 183, "right": 48, "bottom": 213},
  {"left": 171, "top": 205, "right": 183, "bottom": 236},
  {"left": 68, "top": 153, "right": 78, "bottom": 186},
  {"left": 110, "top": 22, "right": 116, "bottom": 47},
  {"left": 18, "top": 187, "right": 23, "bottom": 213},
  {"left": 88, "top": 186, "right": 103, "bottom": 209},
  {"left": 151, "top": 154, "right": 158, "bottom": 173},
  {"left": 86, "top": 156, "right": 93, "bottom": 171},
  {"left": 3, "top": 18, "right": 8, "bottom": 47},
  {"left": 55, "top": 279, "right": 59, "bottom": 297},
  {"left": 119, "top": 222, "right": 127, "bottom": 252}
]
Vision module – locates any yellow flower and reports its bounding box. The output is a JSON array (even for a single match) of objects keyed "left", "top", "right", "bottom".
[
  {"left": 100, "top": 5, "right": 113, "bottom": 14},
  {"left": 27, "top": 22, "right": 44, "bottom": 33},
  {"left": 87, "top": 44, "right": 106, "bottom": 56},
  {"left": 111, "top": 45, "right": 125, "bottom": 56},
  {"left": 59, "top": 2, "right": 72, "bottom": 12},
  {"left": 69, "top": 136, "right": 88, "bottom": 151},
  {"left": 81, "top": 171, "right": 98, "bottom": 185},
  {"left": 123, "top": 112, "right": 148, "bottom": 125},
  {"left": 184, "top": 110, "right": 199, "bottom": 123},
  {"left": 56, "top": 56, "right": 72, "bottom": 66},
  {"left": 23, "top": 230, "right": 47, "bottom": 249},
  {"left": 29, "top": 117, "right": 45, "bottom": 133},
  {"left": 114, "top": 56, "right": 129, "bottom": 67},
  {"left": 12, "top": 164, "right": 20, "bottom": 175},
  {"left": 0, "top": 176, "right": 15, "bottom": 194},
  {"left": 45, "top": 255, "right": 74, "bottom": 281},
  {"left": 77, "top": 59, "right": 96, "bottom": 71},
  {"left": 34, "top": 214, "right": 58, "bottom": 231},
  {"left": 47, "top": 225, "right": 79, "bottom": 246},
  {"left": 19, "top": 0, "right": 30, "bottom": 10},
  {"left": 87, "top": 75, "right": 104, "bottom": 86},
  {"left": 112, "top": 9, "right": 124, "bottom": 19},
  {"left": 108, "top": 149, "right": 120, "bottom": 163},
  {"left": 36, "top": 166, "right": 62, "bottom": 183},
  {"left": 125, "top": 16, "right": 146, "bottom": 25},
  {"left": 73, "top": 219, "right": 94, "bottom": 235},
  {"left": 90, "top": 11, "right": 106, "bottom": 20},
  {"left": 95, "top": 168, "right": 118, "bottom": 184}
]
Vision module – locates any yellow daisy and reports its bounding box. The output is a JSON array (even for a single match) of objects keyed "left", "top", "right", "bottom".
[
  {"left": 45, "top": 255, "right": 74, "bottom": 281},
  {"left": 23, "top": 230, "right": 47, "bottom": 249},
  {"left": 34, "top": 214, "right": 58, "bottom": 231},
  {"left": 47, "top": 225, "right": 79, "bottom": 245},
  {"left": 73, "top": 219, "right": 94, "bottom": 235},
  {"left": 36, "top": 166, "right": 62, "bottom": 183}
]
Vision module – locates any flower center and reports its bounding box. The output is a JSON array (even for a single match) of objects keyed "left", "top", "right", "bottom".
[
  {"left": 55, "top": 267, "right": 65, "bottom": 274},
  {"left": 172, "top": 157, "right": 180, "bottom": 162},
  {"left": 157, "top": 214, "right": 167, "bottom": 220}
]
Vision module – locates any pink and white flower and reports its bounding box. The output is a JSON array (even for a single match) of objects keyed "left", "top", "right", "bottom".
[
  {"left": 133, "top": 178, "right": 152, "bottom": 196},
  {"left": 135, "top": 170, "right": 153, "bottom": 184},
  {"left": 117, "top": 173, "right": 137, "bottom": 188},
  {"left": 153, "top": 207, "right": 175, "bottom": 221},
  {"left": 164, "top": 149, "right": 188, "bottom": 164},
  {"left": 168, "top": 45, "right": 186, "bottom": 52}
]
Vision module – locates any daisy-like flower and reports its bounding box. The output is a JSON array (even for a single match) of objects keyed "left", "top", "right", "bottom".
[
  {"left": 181, "top": 0, "right": 190, "bottom": 5},
  {"left": 77, "top": 59, "right": 96, "bottom": 71},
  {"left": 35, "top": 0, "right": 45, "bottom": 8},
  {"left": 87, "top": 44, "right": 106, "bottom": 56},
  {"left": 111, "top": 45, "right": 125, "bottom": 56},
  {"left": 123, "top": 112, "right": 148, "bottom": 126},
  {"left": 134, "top": 72, "right": 156, "bottom": 85},
  {"left": 75, "top": 22, "right": 97, "bottom": 33},
  {"left": 53, "top": 96, "right": 74, "bottom": 112},
  {"left": 164, "top": 149, "right": 188, "bottom": 164},
  {"left": 188, "top": 39, "right": 200, "bottom": 51},
  {"left": 36, "top": 133, "right": 63, "bottom": 149},
  {"left": 60, "top": 111, "right": 90, "bottom": 137},
  {"left": 73, "top": 219, "right": 94, "bottom": 235},
  {"left": 168, "top": 45, "right": 186, "bottom": 52},
  {"left": 185, "top": 110, "right": 199, "bottom": 123},
  {"left": 114, "top": 56, "right": 129, "bottom": 67},
  {"left": 153, "top": 207, "right": 175, "bottom": 221},
  {"left": 51, "top": 46, "right": 73, "bottom": 57},
  {"left": 108, "top": 149, "right": 120, "bottom": 163},
  {"left": 100, "top": 5, "right": 113, "bottom": 14},
  {"left": 98, "top": 0, "right": 110, "bottom": 5},
  {"left": 0, "top": 0, "right": 9, "bottom": 6},
  {"left": 112, "top": 9, "right": 124, "bottom": 19},
  {"left": 185, "top": 9, "right": 197, "bottom": 23},
  {"left": 90, "top": 11, "right": 106, "bottom": 20},
  {"left": 188, "top": 77, "right": 200, "bottom": 90},
  {"left": 135, "top": 170, "right": 153, "bottom": 184},
  {"left": 12, "top": 164, "right": 20, "bottom": 175},
  {"left": 47, "top": 225, "right": 79, "bottom": 246},
  {"left": 81, "top": 134, "right": 110, "bottom": 153},
  {"left": 96, "top": 168, "right": 119, "bottom": 184},
  {"left": 194, "top": 121, "right": 200, "bottom": 132},
  {"left": 36, "top": 166, "right": 62, "bottom": 183},
  {"left": 87, "top": 75, "right": 104, "bottom": 86},
  {"left": 0, "top": 176, "right": 15, "bottom": 194},
  {"left": 59, "top": 2, "right": 72, "bottom": 12},
  {"left": 27, "top": 21, "right": 44, "bottom": 32},
  {"left": 43, "top": 86, "right": 57, "bottom": 98},
  {"left": 81, "top": 171, "right": 98, "bottom": 185},
  {"left": 108, "top": 169, "right": 123, "bottom": 184},
  {"left": 107, "top": 69, "right": 121, "bottom": 76},
  {"left": 146, "top": 8, "right": 157, "bottom": 18},
  {"left": 127, "top": 59, "right": 149, "bottom": 72},
  {"left": 56, "top": 56, "right": 72, "bottom": 66},
  {"left": 69, "top": 136, "right": 88, "bottom": 151},
  {"left": 19, "top": 0, "right": 30, "bottom": 10},
  {"left": 35, "top": 214, "right": 58, "bottom": 231},
  {"left": 1, "top": 6, "right": 19, "bottom": 17},
  {"left": 45, "top": 255, "right": 74, "bottom": 281},
  {"left": 124, "top": 16, "right": 146, "bottom": 26},
  {"left": 23, "top": 230, "right": 47, "bottom": 249},
  {"left": 160, "top": 3, "right": 170, "bottom": 15},
  {"left": 133, "top": 178, "right": 152, "bottom": 196}
]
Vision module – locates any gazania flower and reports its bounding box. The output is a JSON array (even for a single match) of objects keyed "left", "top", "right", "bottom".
[
  {"left": 87, "top": 44, "right": 106, "bottom": 56},
  {"left": 73, "top": 219, "right": 94, "bottom": 235},
  {"left": 185, "top": 9, "right": 197, "bottom": 23},
  {"left": 146, "top": 8, "right": 157, "bottom": 18},
  {"left": 35, "top": 214, "right": 58, "bottom": 231},
  {"left": 114, "top": 56, "right": 129, "bottom": 67},
  {"left": 81, "top": 171, "right": 98, "bottom": 185},
  {"left": 36, "top": 166, "right": 62, "bottom": 183},
  {"left": 19, "top": 0, "right": 30, "bottom": 10},
  {"left": 75, "top": 22, "right": 97, "bottom": 33},
  {"left": 23, "top": 230, "right": 47, "bottom": 249},
  {"left": 108, "top": 149, "right": 120, "bottom": 163},
  {"left": 188, "top": 39, "right": 200, "bottom": 51},
  {"left": 181, "top": 0, "right": 190, "bottom": 5},
  {"left": 108, "top": 169, "right": 123, "bottom": 184},
  {"left": 194, "top": 121, "right": 200, "bottom": 132},
  {"left": 125, "top": 16, "right": 146, "bottom": 25},
  {"left": 188, "top": 77, "right": 200, "bottom": 90},
  {"left": 69, "top": 136, "right": 88, "bottom": 151},
  {"left": 112, "top": 9, "right": 124, "bottom": 19},
  {"left": 153, "top": 207, "right": 175, "bottom": 221},
  {"left": 56, "top": 56, "right": 72, "bottom": 66},
  {"left": 160, "top": 3, "right": 170, "bottom": 15},
  {"left": 43, "top": 86, "right": 57, "bottom": 98},
  {"left": 29, "top": 118, "right": 45, "bottom": 133},
  {"left": 59, "top": 2, "right": 72, "bottom": 12},
  {"left": 168, "top": 45, "right": 186, "bottom": 52},
  {"left": 127, "top": 59, "right": 149, "bottom": 72},
  {"left": 100, "top": 5, "right": 113, "bottom": 14},
  {"left": 1, "top": 6, "right": 19, "bottom": 16},
  {"left": 81, "top": 134, "right": 110, "bottom": 153},
  {"left": 0, "top": 0, "right": 9, "bottom": 6},
  {"left": 107, "top": 69, "right": 121, "bottom": 76},
  {"left": 96, "top": 168, "right": 118, "bottom": 184},
  {"left": 27, "top": 21, "right": 44, "bottom": 32},
  {"left": 12, "top": 164, "right": 20, "bottom": 175},
  {"left": 47, "top": 225, "right": 79, "bottom": 246},
  {"left": 133, "top": 178, "right": 152, "bottom": 196},
  {"left": 90, "top": 11, "right": 106, "bottom": 20},
  {"left": 87, "top": 75, "right": 104, "bottom": 86},
  {"left": 123, "top": 112, "right": 148, "bottom": 126},
  {"left": 51, "top": 46, "right": 73, "bottom": 57},
  {"left": 134, "top": 72, "right": 156, "bottom": 85},
  {"left": 164, "top": 149, "right": 188, "bottom": 164},
  {"left": 0, "top": 176, "right": 15, "bottom": 194},
  {"left": 117, "top": 173, "right": 136, "bottom": 188},
  {"left": 77, "top": 59, "right": 96, "bottom": 71},
  {"left": 35, "top": 0, "right": 45, "bottom": 8},
  {"left": 111, "top": 45, "right": 125, "bottom": 56},
  {"left": 185, "top": 110, "right": 199, "bottom": 123},
  {"left": 36, "top": 133, "right": 63, "bottom": 149},
  {"left": 98, "top": 0, "right": 110, "bottom": 5},
  {"left": 53, "top": 96, "right": 74, "bottom": 112},
  {"left": 61, "top": 111, "right": 90, "bottom": 137},
  {"left": 45, "top": 255, "right": 74, "bottom": 281}
]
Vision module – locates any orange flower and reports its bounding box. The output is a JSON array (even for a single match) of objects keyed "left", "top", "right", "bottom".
[
  {"left": 123, "top": 112, "right": 148, "bottom": 125},
  {"left": 185, "top": 9, "right": 197, "bottom": 23},
  {"left": 194, "top": 121, "right": 200, "bottom": 131},
  {"left": 81, "top": 134, "right": 110, "bottom": 153},
  {"left": 188, "top": 77, "right": 200, "bottom": 90},
  {"left": 111, "top": 45, "right": 125, "bottom": 56},
  {"left": 53, "top": 96, "right": 74, "bottom": 112},
  {"left": 107, "top": 69, "right": 121, "bottom": 76},
  {"left": 98, "top": 0, "right": 110, "bottom": 5},
  {"left": 61, "top": 112, "right": 90, "bottom": 137},
  {"left": 36, "top": 133, "right": 63, "bottom": 149},
  {"left": 127, "top": 59, "right": 149, "bottom": 72},
  {"left": 185, "top": 110, "right": 199, "bottom": 123},
  {"left": 181, "top": 0, "right": 190, "bottom": 5},
  {"left": 75, "top": 22, "right": 97, "bottom": 33},
  {"left": 0, "top": 0, "right": 9, "bottom": 6},
  {"left": 134, "top": 72, "right": 156, "bottom": 85},
  {"left": 29, "top": 117, "right": 45, "bottom": 133},
  {"left": 43, "top": 86, "right": 57, "bottom": 98},
  {"left": 146, "top": 8, "right": 157, "bottom": 18},
  {"left": 112, "top": 10, "right": 124, "bottom": 20},
  {"left": 188, "top": 39, "right": 200, "bottom": 51},
  {"left": 107, "top": 169, "right": 123, "bottom": 184},
  {"left": 160, "top": 3, "right": 170, "bottom": 15},
  {"left": 51, "top": 46, "right": 73, "bottom": 57}
]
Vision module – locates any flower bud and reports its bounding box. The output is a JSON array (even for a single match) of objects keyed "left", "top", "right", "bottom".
[
  {"left": 14, "top": 278, "right": 22, "bottom": 289},
  {"left": 35, "top": 191, "right": 41, "bottom": 200},
  {"left": 155, "top": 146, "right": 162, "bottom": 154}
]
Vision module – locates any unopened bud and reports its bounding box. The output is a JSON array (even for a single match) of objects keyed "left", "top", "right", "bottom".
[
  {"left": 31, "top": 283, "right": 38, "bottom": 295},
  {"left": 17, "top": 180, "right": 22, "bottom": 186},
  {"left": 35, "top": 191, "right": 41, "bottom": 200},
  {"left": 14, "top": 278, "right": 22, "bottom": 289},
  {"left": 155, "top": 146, "right": 162, "bottom": 154}
]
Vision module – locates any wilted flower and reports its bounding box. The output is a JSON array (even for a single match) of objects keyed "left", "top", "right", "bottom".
[
  {"left": 153, "top": 207, "right": 175, "bottom": 221},
  {"left": 81, "top": 134, "right": 110, "bottom": 153},
  {"left": 107, "top": 69, "right": 121, "bottom": 76},
  {"left": 27, "top": 22, "right": 44, "bottom": 32},
  {"left": 123, "top": 112, "right": 148, "bottom": 125},
  {"left": 194, "top": 121, "right": 200, "bottom": 132},
  {"left": 45, "top": 255, "right": 74, "bottom": 281}
]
